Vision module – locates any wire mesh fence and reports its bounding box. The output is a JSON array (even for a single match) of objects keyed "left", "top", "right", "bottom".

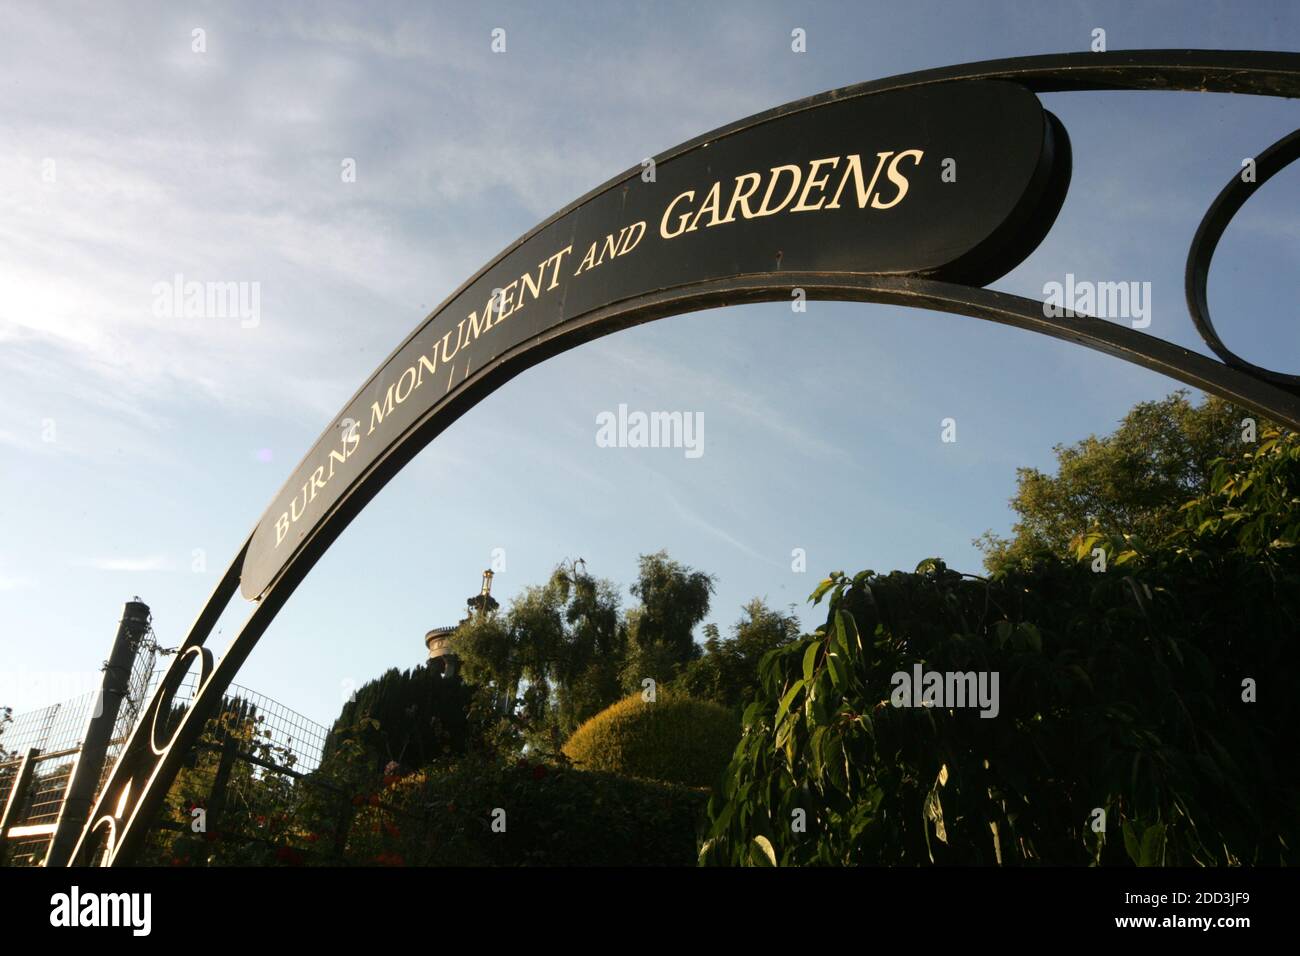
[{"left": 0, "top": 655, "right": 333, "bottom": 867}]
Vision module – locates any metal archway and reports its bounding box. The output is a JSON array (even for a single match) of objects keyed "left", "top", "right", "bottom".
[{"left": 67, "top": 49, "right": 1300, "bottom": 866}]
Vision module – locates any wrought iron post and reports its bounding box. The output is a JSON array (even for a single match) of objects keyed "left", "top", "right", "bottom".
[{"left": 45, "top": 600, "right": 150, "bottom": 866}]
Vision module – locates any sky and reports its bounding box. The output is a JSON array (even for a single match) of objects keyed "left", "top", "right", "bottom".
[{"left": 1, "top": 1, "right": 1297, "bottom": 727}]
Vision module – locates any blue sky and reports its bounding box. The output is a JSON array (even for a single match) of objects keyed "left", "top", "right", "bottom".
[{"left": 1, "top": 1, "right": 1296, "bottom": 725}]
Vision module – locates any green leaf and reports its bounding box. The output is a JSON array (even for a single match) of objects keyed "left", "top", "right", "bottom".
[
  {"left": 697, "top": 838, "right": 716, "bottom": 864},
  {"left": 1018, "top": 622, "right": 1043, "bottom": 653},
  {"left": 834, "top": 610, "right": 851, "bottom": 656},
  {"left": 802, "top": 641, "right": 820, "bottom": 684},
  {"left": 1122, "top": 821, "right": 1141, "bottom": 865},
  {"left": 751, "top": 834, "right": 777, "bottom": 867},
  {"left": 827, "top": 652, "right": 846, "bottom": 688},
  {"left": 1139, "top": 823, "right": 1166, "bottom": 866},
  {"left": 775, "top": 679, "right": 805, "bottom": 724}
]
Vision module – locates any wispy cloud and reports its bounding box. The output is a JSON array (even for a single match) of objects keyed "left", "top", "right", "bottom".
[{"left": 663, "top": 488, "right": 781, "bottom": 568}]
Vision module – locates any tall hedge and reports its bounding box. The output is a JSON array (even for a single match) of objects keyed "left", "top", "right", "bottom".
[
  {"left": 563, "top": 691, "right": 739, "bottom": 788},
  {"left": 322, "top": 664, "right": 475, "bottom": 772}
]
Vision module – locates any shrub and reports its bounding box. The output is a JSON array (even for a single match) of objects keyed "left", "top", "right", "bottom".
[
  {"left": 346, "top": 758, "right": 707, "bottom": 865},
  {"left": 322, "top": 664, "right": 476, "bottom": 772},
  {"left": 703, "top": 548, "right": 1300, "bottom": 866},
  {"left": 702, "top": 433, "right": 1300, "bottom": 866},
  {"left": 562, "top": 691, "right": 739, "bottom": 788}
]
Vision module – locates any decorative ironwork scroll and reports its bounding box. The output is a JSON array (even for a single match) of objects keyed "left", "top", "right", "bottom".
[{"left": 71, "top": 49, "right": 1300, "bottom": 865}]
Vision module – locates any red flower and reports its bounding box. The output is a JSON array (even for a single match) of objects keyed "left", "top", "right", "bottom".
[
  {"left": 305, "top": 832, "right": 320, "bottom": 843},
  {"left": 532, "top": 764, "right": 547, "bottom": 781},
  {"left": 351, "top": 794, "right": 366, "bottom": 807},
  {"left": 446, "top": 802, "right": 457, "bottom": 814},
  {"left": 383, "top": 822, "right": 401, "bottom": 838},
  {"left": 368, "top": 794, "right": 381, "bottom": 807},
  {"left": 373, "top": 851, "right": 405, "bottom": 866}
]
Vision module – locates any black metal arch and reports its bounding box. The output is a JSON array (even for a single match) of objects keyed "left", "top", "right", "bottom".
[
  {"left": 68, "top": 49, "right": 1300, "bottom": 866},
  {"left": 1186, "top": 128, "right": 1300, "bottom": 390}
]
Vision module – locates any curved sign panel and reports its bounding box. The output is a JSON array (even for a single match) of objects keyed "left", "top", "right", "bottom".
[{"left": 242, "top": 80, "right": 1068, "bottom": 599}]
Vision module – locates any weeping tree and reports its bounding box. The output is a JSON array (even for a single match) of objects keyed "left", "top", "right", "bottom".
[
  {"left": 620, "top": 551, "right": 715, "bottom": 694},
  {"left": 453, "top": 552, "right": 716, "bottom": 755},
  {"left": 453, "top": 561, "right": 626, "bottom": 754}
]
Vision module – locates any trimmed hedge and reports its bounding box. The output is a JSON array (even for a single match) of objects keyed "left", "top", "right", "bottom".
[
  {"left": 562, "top": 691, "right": 739, "bottom": 788},
  {"left": 348, "top": 758, "right": 707, "bottom": 865}
]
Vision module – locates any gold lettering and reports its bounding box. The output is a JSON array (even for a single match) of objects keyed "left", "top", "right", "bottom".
[
  {"left": 327, "top": 447, "right": 347, "bottom": 479},
  {"left": 619, "top": 221, "right": 646, "bottom": 254},
  {"left": 871, "top": 149, "right": 924, "bottom": 209},
  {"left": 438, "top": 324, "right": 460, "bottom": 362},
  {"left": 600, "top": 229, "right": 623, "bottom": 262},
  {"left": 574, "top": 241, "right": 599, "bottom": 275},
  {"left": 368, "top": 384, "right": 395, "bottom": 435},
  {"left": 416, "top": 352, "right": 438, "bottom": 387},
  {"left": 723, "top": 172, "right": 763, "bottom": 221},
  {"left": 495, "top": 281, "right": 519, "bottom": 321},
  {"left": 826, "top": 151, "right": 892, "bottom": 210},
  {"left": 290, "top": 482, "right": 309, "bottom": 522},
  {"left": 754, "top": 165, "right": 803, "bottom": 217},
  {"left": 465, "top": 299, "right": 495, "bottom": 342},
  {"left": 660, "top": 190, "right": 696, "bottom": 239},
  {"left": 791, "top": 157, "right": 841, "bottom": 212},
  {"left": 308, "top": 466, "right": 326, "bottom": 501},
  {"left": 687, "top": 182, "right": 724, "bottom": 232},
  {"left": 517, "top": 264, "right": 543, "bottom": 312},
  {"left": 395, "top": 365, "right": 417, "bottom": 404},
  {"left": 543, "top": 246, "right": 572, "bottom": 288}
]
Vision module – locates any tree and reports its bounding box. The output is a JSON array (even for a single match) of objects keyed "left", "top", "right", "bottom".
[
  {"left": 452, "top": 560, "right": 626, "bottom": 754},
  {"left": 322, "top": 664, "right": 476, "bottom": 772},
  {"left": 703, "top": 412, "right": 1300, "bottom": 867},
  {"left": 451, "top": 553, "right": 719, "bottom": 750},
  {"left": 977, "top": 391, "right": 1263, "bottom": 573},
  {"left": 621, "top": 550, "right": 715, "bottom": 692},
  {"left": 676, "top": 599, "right": 801, "bottom": 711},
  {"left": 550, "top": 565, "right": 626, "bottom": 738}
]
